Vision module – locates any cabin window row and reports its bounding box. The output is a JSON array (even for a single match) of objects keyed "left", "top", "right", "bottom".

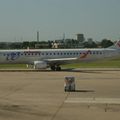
[
  {"left": 3, "top": 51, "right": 103, "bottom": 56},
  {"left": 42, "top": 52, "right": 103, "bottom": 55}
]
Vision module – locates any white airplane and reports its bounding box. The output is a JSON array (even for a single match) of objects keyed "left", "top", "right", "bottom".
[{"left": 0, "top": 41, "right": 120, "bottom": 71}]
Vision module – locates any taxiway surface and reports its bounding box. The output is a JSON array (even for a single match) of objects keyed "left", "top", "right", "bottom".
[{"left": 0, "top": 69, "right": 120, "bottom": 120}]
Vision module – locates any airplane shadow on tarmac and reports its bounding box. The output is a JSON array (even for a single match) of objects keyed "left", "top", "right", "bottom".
[
  {"left": 36, "top": 68, "right": 102, "bottom": 74},
  {"left": 61, "top": 68, "right": 102, "bottom": 74}
]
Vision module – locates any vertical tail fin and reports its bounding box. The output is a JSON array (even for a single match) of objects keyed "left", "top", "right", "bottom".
[{"left": 109, "top": 41, "right": 120, "bottom": 49}]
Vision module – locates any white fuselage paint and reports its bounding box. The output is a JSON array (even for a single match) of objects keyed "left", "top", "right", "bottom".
[{"left": 0, "top": 48, "right": 119, "bottom": 65}]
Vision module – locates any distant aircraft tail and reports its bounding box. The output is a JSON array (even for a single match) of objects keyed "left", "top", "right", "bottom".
[{"left": 109, "top": 41, "right": 120, "bottom": 49}]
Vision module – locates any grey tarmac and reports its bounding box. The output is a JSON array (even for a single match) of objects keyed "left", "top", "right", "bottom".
[{"left": 0, "top": 68, "right": 119, "bottom": 120}]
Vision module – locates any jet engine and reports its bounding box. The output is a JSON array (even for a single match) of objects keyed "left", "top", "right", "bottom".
[{"left": 34, "top": 61, "right": 48, "bottom": 69}]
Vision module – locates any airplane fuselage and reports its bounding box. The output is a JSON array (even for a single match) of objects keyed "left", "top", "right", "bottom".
[
  {"left": 0, "top": 41, "right": 120, "bottom": 70},
  {"left": 0, "top": 48, "right": 119, "bottom": 64}
]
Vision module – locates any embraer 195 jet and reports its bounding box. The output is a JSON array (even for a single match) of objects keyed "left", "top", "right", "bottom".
[{"left": 0, "top": 41, "right": 120, "bottom": 71}]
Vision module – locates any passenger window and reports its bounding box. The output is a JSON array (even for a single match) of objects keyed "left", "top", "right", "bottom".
[
  {"left": 93, "top": 52, "right": 95, "bottom": 54},
  {"left": 96, "top": 51, "right": 99, "bottom": 54}
]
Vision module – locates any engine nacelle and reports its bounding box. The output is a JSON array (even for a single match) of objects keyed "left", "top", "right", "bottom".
[{"left": 34, "top": 61, "right": 48, "bottom": 69}]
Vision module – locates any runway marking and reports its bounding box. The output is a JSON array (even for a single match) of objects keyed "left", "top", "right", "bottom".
[{"left": 65, "top": 98, "right": 120, "bottom": 104}]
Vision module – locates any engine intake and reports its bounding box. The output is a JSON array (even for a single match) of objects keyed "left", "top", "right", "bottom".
[{"left": 34, "top": 61, "right": 48, "bottom": 69}]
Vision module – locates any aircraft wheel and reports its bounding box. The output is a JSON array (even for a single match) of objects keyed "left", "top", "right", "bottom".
[
  {"left": 51, "top": 66, "right": 56, "bottom": 71},
  {"left": 56, "top": 66, "right": 61, "bottom": 71}
]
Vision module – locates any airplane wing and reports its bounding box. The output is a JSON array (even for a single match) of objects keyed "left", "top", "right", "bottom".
[{"left": 44, "top": 57, "right": 78, "bottom": 65}]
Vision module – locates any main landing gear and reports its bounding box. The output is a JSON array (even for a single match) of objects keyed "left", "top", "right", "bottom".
[{"left": 50, "top": 65, "right": 61, "bottom": 71}]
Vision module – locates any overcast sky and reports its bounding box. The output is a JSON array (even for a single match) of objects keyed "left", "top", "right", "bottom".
[{"left": 0, "top": 0, "right": 120, "bottom": 42}]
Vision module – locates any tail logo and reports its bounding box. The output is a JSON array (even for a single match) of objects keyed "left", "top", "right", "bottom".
[{"left": 117, "top": 41, "right": 120, "bottom": 47}]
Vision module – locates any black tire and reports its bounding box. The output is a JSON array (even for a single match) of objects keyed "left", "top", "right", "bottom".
[
  {"left": 51, "top": 66, "right": 56, "bottom": 71},
  {"left": 56, "top": 66, "right": 61, "bottom": 71}
]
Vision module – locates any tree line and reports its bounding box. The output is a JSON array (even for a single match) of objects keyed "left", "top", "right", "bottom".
[{"left": 0, "top": 39, "right": 114, "bottom": 49}]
